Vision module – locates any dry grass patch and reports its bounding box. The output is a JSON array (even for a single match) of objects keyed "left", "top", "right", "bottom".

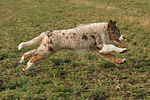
[
  {"left": 121, "top": 16, "right": 150, "bottom": 31},
  {"left": 68, "top": 0, "right": 119, "bottom": 11}
]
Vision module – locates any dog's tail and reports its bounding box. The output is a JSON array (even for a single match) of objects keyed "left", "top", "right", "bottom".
[{"left": 18, "top": 32, "right": 47, "bottom": 50}]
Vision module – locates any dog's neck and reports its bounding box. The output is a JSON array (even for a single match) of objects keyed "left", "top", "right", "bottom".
[{"left": 98, "top": 23, "right": 111, "bottom": 44}]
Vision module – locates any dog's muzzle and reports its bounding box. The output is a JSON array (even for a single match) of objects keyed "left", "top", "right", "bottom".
[
  {"left": 115, "top": 35, "right": 125, "bottom": 44},
  {"left": 119, "top": 35, "right": 125, "bottom": 41}
]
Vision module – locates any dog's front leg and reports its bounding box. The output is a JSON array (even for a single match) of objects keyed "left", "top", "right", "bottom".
[
  {"left": 99, "top": 53, "right": 126, "bottom": 65},
  {"left": 99, "top": 44, "right": 127, "bottom": 54}
]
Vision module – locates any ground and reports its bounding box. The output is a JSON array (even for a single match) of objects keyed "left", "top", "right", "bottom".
[{"left": 0, "top": 0, "right": 150, "bottom": 99}]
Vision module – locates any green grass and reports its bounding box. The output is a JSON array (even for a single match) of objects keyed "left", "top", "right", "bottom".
[{"left": 0, "top": 0, "right": 150, "bottom": 99}]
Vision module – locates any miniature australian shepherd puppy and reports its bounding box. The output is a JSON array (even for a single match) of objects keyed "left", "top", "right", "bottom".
[{"left": 18, "top": 20, "right": 128, "bottom": 71}]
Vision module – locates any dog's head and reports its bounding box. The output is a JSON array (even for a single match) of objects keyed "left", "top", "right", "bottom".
[{"left": 107, "top": 20, "right": 125, "bottom": 44}]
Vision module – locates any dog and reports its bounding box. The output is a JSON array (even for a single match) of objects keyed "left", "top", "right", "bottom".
[{"left": 18, "top": 20, "right": 127, "bottom": 71}]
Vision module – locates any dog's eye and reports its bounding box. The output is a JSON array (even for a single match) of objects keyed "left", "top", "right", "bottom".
[{"left": 114, "top": 30, "right": 120, "bottom": 35}]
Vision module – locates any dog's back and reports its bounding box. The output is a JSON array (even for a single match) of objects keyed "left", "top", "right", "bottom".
[{"left": 45, "top": 23, "right": 107, "bottom": 52}]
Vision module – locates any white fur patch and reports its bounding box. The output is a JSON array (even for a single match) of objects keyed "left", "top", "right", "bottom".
[
  {"left": 20, "top": 56, "right": 25, "bottom": 63},
  {"left": 99, "top": 44, "right": 127, "bottom": 53},
  {"left": 122, "top": 58, "right": 126, "bottom": 63},
  {"left": 119, "top": 35, "right": 124, "bottom": 41},
  {"left": 101, "top": 33, "right": 106, "bottom": 44},
  {"left": 18, "top": 42, "right": 24, "bottom": 50},
  {"left": 23, "top": 62, "right": 34, "bottom": 71}
]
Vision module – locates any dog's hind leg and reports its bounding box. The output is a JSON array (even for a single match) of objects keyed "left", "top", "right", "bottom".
[
  {"left": 23, "top": 52, "right": 56, "bottom": 71},
  {"left": 23, "top": 56, "right": 46, "bottom": 71},
  {"left": 99, "top": 53, "right": 126, "bottom": 65},
  {"left": 20, "top": 49, "right": 36, "bottom": 63}
]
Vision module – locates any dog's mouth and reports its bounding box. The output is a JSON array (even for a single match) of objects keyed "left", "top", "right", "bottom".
[
  {"left": 115, "top": 35, "right": 125, "bottom": 44},
  {"left": 115, "top": 39, "right": 122, "bottom": 44}
]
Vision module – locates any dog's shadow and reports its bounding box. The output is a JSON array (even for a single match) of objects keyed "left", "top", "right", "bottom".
[
  {"left": 49, "top": 57, "right": 72, "bottom": 66},
  {"left": 98, "top": 61, "right": 116, "bottom": 68}
]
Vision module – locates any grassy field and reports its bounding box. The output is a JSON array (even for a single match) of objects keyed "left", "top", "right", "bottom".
[{"left": 0, "top": 0, "right": 150, "bottom": 99}]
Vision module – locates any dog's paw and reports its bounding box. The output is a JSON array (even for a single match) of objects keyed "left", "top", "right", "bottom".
[
  {"left": 18, "top": 42, "right": 24, "bottom": 51},
  {"left": 119, "top": 48, "right": 128, "bottom": 53},
  {"left": 121, "top": 58, "right": 126, "bottom": 64},
  {"left": 22, "top": 68, "right": 27, "bottom": 72},
  {"left": 115, "top": 58, "right": 126, "bottom": 65}
]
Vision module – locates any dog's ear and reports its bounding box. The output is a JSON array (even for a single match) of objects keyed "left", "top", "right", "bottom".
[
  {"left": 108, "top": 20, "right": 117, "bottom": 29},
  {"left": 108, "top": 20, "right": 113, "bottom": 28},
  {"left": 113, "top": 20, "right": 117, "bottom": 25}
]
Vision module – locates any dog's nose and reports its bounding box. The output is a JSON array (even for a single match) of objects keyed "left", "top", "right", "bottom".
[{"left": 123, "top": 36, "right": 125, "bottom": 40}]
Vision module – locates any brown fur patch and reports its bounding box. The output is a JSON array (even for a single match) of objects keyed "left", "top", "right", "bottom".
[
  {"left": 73, "top": 33, "right": 76, "bottom": 38},
  {"left": 44, "top": 44, "right": 46, "bottom": 47},
  {"left": 82, "top": 34, "right": 88, "bottom": 40},
  {"left": 47, "top": 34, "right": 50, "bottom": 37},
  {"left": 97, "top": 47, "right": 102, "bottom": 50},
  {"left": 49, "top": 34, "right": 53, "bottom": 37},
  {"left": 49, "top": 47, "right": 53, "bottom": 51},
  {"left": 49, "top": 39, "right": 53, "bottom": 44},
  {"left": 30, "top": 56, "right": 46, "bottom": 63},
  {"left": 73, "top": 33, "right": 76, "bottom": 35},
  {"left": 23, "top": 54, "right": 31, "bottom": 60},
  {"left": 47, "top": 33, "right": 53, "bottom": 37},
  {"left": 91, "top": 35, "right": 95, "bottom": 39},
  {"left": 99, "top": 53, "right": 124, "bottom": 65}
]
